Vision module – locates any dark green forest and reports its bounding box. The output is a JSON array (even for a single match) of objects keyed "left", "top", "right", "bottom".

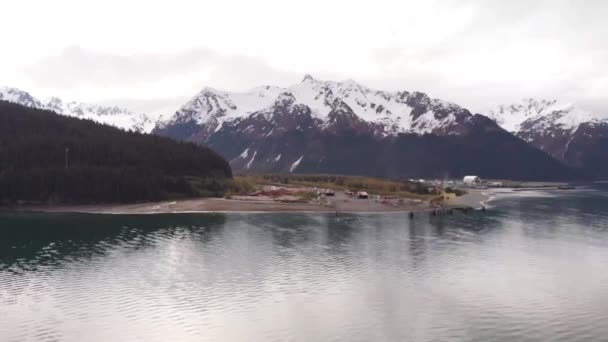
[{"left": 0, "top": 101, "right": 232, "bottom": 205}]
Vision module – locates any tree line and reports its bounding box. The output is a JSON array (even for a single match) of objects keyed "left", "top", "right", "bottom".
[{"left": 0, "top": 101, "right": 232, "bottom": 204}]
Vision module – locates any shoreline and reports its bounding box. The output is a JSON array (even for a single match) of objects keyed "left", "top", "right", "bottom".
[
  {"left": 5, "top": 189, "right": 494, "bottom": 215},
  {"left": 447, "top": 189, "right": 494, "bottom": 209}
]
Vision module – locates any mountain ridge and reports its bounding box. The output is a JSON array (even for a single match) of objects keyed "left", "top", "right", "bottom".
[
  {"left": 3, "top": 80, "right": 600, "bottom": 180},
  {"left": 155, "top": 76, "right": 580, "bottom": 181},
  {"left": 489, "top": 98, "right": 608, "bottom": 176},
  {"left": 0, "top": 87, "right": 156, "bottom": 132},
  {"left": 155, "top": 75, "right": 474, "bottom": 140}
]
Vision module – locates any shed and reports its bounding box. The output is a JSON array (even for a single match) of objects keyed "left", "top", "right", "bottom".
[{"left": 463, "top": 176, "right": 481, "bottom": 186}]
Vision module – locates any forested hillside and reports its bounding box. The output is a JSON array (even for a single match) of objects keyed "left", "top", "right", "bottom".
[{"left": 0, "top": 101, "right": 232, "bottom": 204}]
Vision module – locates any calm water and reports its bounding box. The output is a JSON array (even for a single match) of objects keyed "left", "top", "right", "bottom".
[{"left": 2, "top": 186, "right": 608, "bottom": 341}]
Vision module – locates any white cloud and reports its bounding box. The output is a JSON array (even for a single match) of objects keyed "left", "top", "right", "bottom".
[{"left": 1, "top": 0, "right": 607, "bottom": 116}]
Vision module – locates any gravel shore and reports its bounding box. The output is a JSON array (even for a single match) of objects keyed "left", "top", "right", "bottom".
[
  {"left": 20, "top": 192, "right": 431, "bottom": 215},
  {"left": 15, "top": 188, "right": 496, "bottom": 215}
]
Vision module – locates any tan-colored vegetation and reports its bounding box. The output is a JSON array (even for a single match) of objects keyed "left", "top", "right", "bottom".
[
  {"left": 224, "top": 177, "right": 257, "bottom": 198},
  {"left": 232, "top": 173, "right": 438, "bottom": 200}
]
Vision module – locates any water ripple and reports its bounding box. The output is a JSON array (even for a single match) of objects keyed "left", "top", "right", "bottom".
[{"left": 1, "top": 192, "right": 608, "bottom": 341}]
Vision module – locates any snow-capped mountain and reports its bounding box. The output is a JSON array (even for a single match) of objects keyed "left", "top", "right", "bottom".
[
  {"left": 489, "top": 99, "right": 608, "bottom": 175},
  {"left": 155, "top": 75, "right": 474, "bottom": 139},
  {"left": 0, "top": 87, "right": 155, "bottom": 132},
  {"left": 489, "top": 99, "right": 601, "bottom": 134},
  {"left": 154, "top": 76, "right": 577, "bottom": 180}
]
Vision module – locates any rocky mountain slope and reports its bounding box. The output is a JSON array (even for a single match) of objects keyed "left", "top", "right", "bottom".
[
  {"left": 155, "top": 76, "right": 578, "bottom": 181},
  {"left": 0, "top": 87, "right": 155, "bottom": 132},
  {"left": 489, "top": 99, "right": 608, "bottom": 176},
  {"left": 155, "top": 75, "right": 476, "bottom": 140}
]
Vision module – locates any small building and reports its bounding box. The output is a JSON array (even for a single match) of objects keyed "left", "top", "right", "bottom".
[{"left": 463, "top": 175, "right": 481, "bottom": 186}]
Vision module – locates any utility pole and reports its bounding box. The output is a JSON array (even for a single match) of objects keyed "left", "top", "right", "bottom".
[{"left": 65, "top": 147, "right": 69, "bottom": 169}]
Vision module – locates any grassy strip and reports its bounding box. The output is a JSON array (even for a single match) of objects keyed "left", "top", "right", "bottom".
[{"left": 232, "top": 173, "right": 437, "bottom": 200}]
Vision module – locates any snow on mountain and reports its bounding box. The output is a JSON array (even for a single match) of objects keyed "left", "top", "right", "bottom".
[
  {"left": 489, "top": 98, "right": 608, "bottom": 171},
  {"left": 156, "top": 85, "right": 284, "bottom": 133},
  {"left": 0, "top": 87, "right": 45, "bottom": 108},
  {"left": 0, "top": 87, "right": 156, "bottom": 132},
  {"left": 289, "top": 155, "right": 303, "bottom": 173},
  {"left": 154, "top": 77, "right": 579, "bottom": 179},
  {"left": 157, "top": 75, "right": 468, "bottom": 137},
  {"left": 488, "top": 98, "right": 603, "bottom": 134}
]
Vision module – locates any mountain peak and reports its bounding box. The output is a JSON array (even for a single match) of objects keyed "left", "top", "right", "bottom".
[
  {"left": 196, "top": 86, "right": 224, "bottom": 97},
  {"left": 158, "top": 76, "right": 486, "bottom": 139},
  {"left": 1, "top": 86, "right": 156, "bottom": 132},
  {"left": 0, "top": 87, "right": 39, "bottom": 104},
  {"left": 489, "top": 98, "right": 601, "bottom": 133},
  {"left": 301, "top": 74, "right": 316, "bottom": 83},
  {"left": 484, "top": 98, "right": 608, "bottom": 172}
]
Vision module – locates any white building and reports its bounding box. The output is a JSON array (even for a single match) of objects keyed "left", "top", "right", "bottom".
[{"left": 463, "top": 175, "right": 481, "bottom": 186}]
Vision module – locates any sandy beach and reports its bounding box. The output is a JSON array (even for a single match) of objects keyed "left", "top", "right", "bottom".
[{"left": 14, "top": 188, "right": 495, "bottom": 215}]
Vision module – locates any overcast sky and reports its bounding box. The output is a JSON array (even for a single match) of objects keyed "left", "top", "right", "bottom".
[{"left": 2, "top": 0, "right": 607, "bottom": 115}]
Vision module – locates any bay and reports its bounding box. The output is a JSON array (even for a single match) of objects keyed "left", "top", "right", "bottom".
[{"left": 2, "top": 185, "right": 608, "bottom": 341}]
